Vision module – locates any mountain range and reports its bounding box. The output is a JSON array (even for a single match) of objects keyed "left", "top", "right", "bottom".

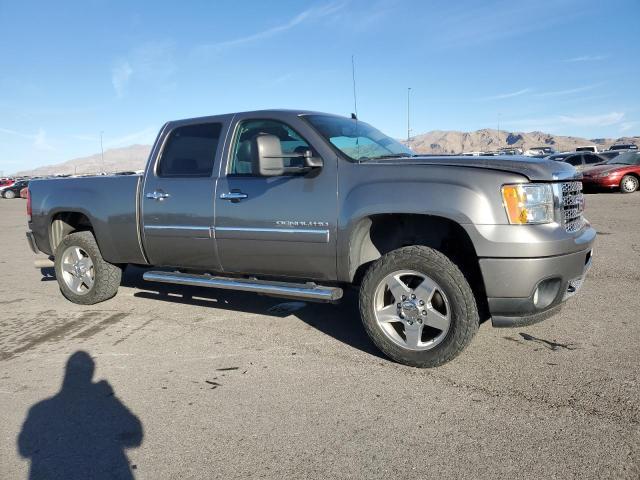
[{"left": 13, "top": 130, "right": 639, "bottom": 177}]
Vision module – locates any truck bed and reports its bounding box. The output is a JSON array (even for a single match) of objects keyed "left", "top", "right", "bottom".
[{"left": 28, "top": 175, "right": 147, "bottom": 265}]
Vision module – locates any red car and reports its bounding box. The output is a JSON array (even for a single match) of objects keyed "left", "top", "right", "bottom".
[
  {"left": 582, "top": 151, "right": 640, "bottom": 193},
  {"left": 0, "top": 178, "right": 14, "bottom": 188}
]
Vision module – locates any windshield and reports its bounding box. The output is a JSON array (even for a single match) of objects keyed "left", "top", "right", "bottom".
[
  {"left": 304, "top": 114, "right": 415, "bottom": 161},
  {"left": 605, "top": 151, "right": 640, "bottom": 165}
]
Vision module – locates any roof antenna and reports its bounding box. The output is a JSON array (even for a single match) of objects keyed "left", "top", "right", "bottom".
[
  {"left": 351, "top": 55, "right": 358, "bottom": 119},
  {"left": 351, "top": 55, "right": 360, "bottom": 160}
]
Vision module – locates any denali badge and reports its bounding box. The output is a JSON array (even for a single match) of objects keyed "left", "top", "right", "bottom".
[{"left": 276, "top": 220, "right": 329, "bottom": 227}]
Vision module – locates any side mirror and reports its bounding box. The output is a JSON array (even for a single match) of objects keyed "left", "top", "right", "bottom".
[
  {"left": 253, "top": 134, "right": 284, "bottom": 176},
  {"left": 253, "top": 133, "right": 323, "bottom": 176}
]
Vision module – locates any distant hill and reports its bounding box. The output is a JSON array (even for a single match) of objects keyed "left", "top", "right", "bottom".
[
  {"left": 13, "top": 129, "right": 639, "bottom": 176},
  {"left": 15, "top": 144, "right": 152, "bottom": 177},
  {"left": 407, "top": 129, "right": 640, "bottom": 154}
]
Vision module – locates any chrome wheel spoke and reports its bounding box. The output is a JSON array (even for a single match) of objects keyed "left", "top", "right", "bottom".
[
  {"left": 424, "top": 306, "right": 449, "bottom": 331},
  {"left": 413, "top": 277, "right": 438, "bottom": 303},
  {"left": 404, "top": 323, "right": 423, "bottom": 349},
  {"left": 377, "top": 304, "right": 401, "bottom": 323},
  {"left": 82, "top": 273, "right": 94, "bottom": 289},
  {"left": 69, "top": 275, "right": 83, "bottom": 292},
  {"left": 386, "top": 275, "right": 411, "bottom": 302},
  {"left": 62, "top": 261, "right": 75, "bottom": 274}
]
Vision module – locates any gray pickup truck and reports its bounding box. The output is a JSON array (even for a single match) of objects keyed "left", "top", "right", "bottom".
[{"left": 26, "top": 110, "right": 595, "bottom": 367}]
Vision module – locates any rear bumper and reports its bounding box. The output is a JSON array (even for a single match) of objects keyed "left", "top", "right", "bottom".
[
  {"left": 481, "top": 246, "right": 594, "bottom": 328},
  {"left": 26, "top": 231, "right": 39, "bottom": 254}
]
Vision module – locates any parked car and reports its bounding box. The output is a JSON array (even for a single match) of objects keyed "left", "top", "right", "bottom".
[
  {"left": 582, "top": 150, "right": 640, "bottom": 193},
  {"left": 2, "top": 180, "right": 29, "bottom": 199},
  {"left": 597, "top": 151, "right": 624, "bottom": 161},
  {"left": 524, "top": 146, "right": 556, "bottom": 157},
  {"left": 575, "top": 146, "right": 598, "bottom": 153},
  {"left": 608, "top": 144, "right": 637, "bottom": 151},
  {"left": 0, "top": 178, "right": 14, "bottom": 188},
  {"left": 26, "top": 110, "right": 595, "bottom": 368},
  {"left": 546, "top": 152, "right": 606, "bottom": 171}
]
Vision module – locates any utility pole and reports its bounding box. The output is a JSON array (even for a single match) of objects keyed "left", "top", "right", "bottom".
[
  {"left": 407, "top": 87, "right": 412, "bottom": 144},
  {"left": 100, "top": 131, "right": 105, "bottom": 173},
  {"left": 497, "top": 113, "right": 501, "bottom": 150}
]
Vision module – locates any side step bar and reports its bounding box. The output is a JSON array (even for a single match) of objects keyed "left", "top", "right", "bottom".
[{"left": 143, "top": 271, "right": 343, "bottom": 302}]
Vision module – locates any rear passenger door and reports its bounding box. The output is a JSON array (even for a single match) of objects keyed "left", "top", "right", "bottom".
[{"left": 141, "top": 120, "right": 226, "bottom": 269}]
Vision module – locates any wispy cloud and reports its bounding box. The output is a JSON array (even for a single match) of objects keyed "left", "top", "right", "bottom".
[
  {"left": 427, "top": 0, "right": 589, "bottom": 49},
  {"left": 0, "top": 126, "right": 54, "bottom": 150},
  {"left": 104, "top": 126, "right": 158, "bottom": 148},
  {"left": 504, "top": 111, "right": 626, "bottom": 131},
  {"left": 564, "top": 55, "right": 608, "bottom": 63},
  {"left": 194, "top": 2, "right": 345, "bottom": 55},
  {"left": 111, "top": 41, "right": 175, "bottom": 97},
  {"left": 557, "top": 112, "right": 624, "bottom": 127},
  {"left": 479, "top": 88, "right": 532, "bottom": 101},
  {"left": 619, "top": 121, "right": 638, "bottom": 133},
  {"left": 534, "top": 84, "right": 602, "bottom": 98},
  {"left": 111, "top": 61, "right": 133, "bottom": 98}
]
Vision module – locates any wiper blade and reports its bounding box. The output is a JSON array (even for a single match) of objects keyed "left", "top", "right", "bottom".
[{"left": 364, "top": 154, "right": 413, "bottom": 160}]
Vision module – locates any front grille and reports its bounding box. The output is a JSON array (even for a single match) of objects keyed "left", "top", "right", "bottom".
[{"left": 560, "top": 181, "right": 585, "bottom": 233}]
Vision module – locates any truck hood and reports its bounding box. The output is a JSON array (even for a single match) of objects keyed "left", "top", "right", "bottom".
[{"left": 365, "top": 155, "right": 578, "bottom": 181}]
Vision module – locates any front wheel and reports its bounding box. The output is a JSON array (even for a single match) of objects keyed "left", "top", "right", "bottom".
[
  {"left": 359, "top": 246, "right": 479, "bottom": 368},
  {"left": 54, "top": 231, "right": 122, "bottom": 305},
  {"left": 4, "top": 189, "right": 15, "bottom": 199},
  {"left": 620, "top": 175, "right": 639, "bottom": 193}
]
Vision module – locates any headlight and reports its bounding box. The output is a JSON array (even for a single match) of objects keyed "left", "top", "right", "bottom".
[
  {"left": 598, "top": 172, "right": 611, "bottom": 178},
  {"left": 501, "top": 183, "right": 554, "bottom": 224}
]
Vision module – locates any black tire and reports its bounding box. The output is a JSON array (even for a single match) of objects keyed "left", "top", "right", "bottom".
[
  {"left": 54, "top": 231, "right": 122, "bottom": 305},
  {"left": 620, "top": 175, "right": 638, "bottom": 193},
  {"left": 359, "top": 246, "right": 479, "bottom": 368},
  {"left": 4, "top": 189, "right": 15, "bottom": 199}
]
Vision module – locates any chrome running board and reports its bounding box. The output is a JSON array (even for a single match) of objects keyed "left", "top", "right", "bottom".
[{"left": 143, "top": 271, "right": 343, "bottom": 302}]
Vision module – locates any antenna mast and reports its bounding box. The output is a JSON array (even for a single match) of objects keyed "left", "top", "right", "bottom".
[
  {"left": 407, "top": 87, "right": 412, "bottom": 143},
  {"left": 351, "top": 55, "right": 358, "bottom": 118}
]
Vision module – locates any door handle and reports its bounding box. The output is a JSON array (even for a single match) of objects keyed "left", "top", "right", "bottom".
[
  {"left": 219, "top": 192, "right": 248, "bottom": 201},
  {"left": 145, "top": 191, "right": 171, "bottom": 201}
]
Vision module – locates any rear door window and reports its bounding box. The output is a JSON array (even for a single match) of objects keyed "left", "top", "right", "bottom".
[{"left": 157, "top": 123, "right": 222, "bottom": 177}]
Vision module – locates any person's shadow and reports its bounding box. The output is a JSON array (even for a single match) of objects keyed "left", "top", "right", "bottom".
[{"left": 17, "top": 351, "right": 143, "bottom": 480}]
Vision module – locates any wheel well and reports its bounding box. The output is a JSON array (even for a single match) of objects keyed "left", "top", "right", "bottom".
[
  {"left": 50, "top": 212, "right": 94, "bottom": 253},
  {"left": 349, "top": 214, "right": 490, "bottom": 323}
]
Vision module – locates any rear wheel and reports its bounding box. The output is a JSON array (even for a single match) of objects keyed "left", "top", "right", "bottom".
[
  {"left": 54, "top": 231, "right": 122, "bottom": 305},
  {"left": 4, "top": 189, "right": 15, "bottom": 199},
  {"left": 620, "top": 175, "right": 638, "bottom": 193},
  {"left": 359, "top": 246, "right": 479, "bottom": 368}
]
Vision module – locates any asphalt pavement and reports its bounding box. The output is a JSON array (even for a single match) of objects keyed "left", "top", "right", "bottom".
[{"left": 0, "top": 193, "right": 638, "bottom": 479}]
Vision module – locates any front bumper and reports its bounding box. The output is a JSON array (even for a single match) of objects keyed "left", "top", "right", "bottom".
[
  {"left": 481, "top": 246, "right": 594, "bottom": 328},
  {"left": 582, "top": 175, "right": 622, "bottom": 189}
]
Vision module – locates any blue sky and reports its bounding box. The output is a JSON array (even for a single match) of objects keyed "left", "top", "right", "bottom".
[{"left": 1, "top": 0, "right": 639, "bottom": 171}]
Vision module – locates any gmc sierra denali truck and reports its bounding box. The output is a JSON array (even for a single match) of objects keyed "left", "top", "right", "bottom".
[{"left": 26, "top": 110, "right": 595, "bottom": 367}]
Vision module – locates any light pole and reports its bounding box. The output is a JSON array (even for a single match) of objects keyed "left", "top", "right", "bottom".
[
  {"left": 100, "top": 131, "right": 105, "bottom": 173},
  {"left": 407, "top": 87, "right": 412, "bottom": 144}
]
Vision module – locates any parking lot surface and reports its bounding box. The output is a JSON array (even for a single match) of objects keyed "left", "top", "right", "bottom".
[{"left": 1, "top": 194, "right": 638, "bottom": 479}]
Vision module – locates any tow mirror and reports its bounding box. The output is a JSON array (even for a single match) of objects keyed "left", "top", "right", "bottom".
[
  {"left": 253, "top": 134, "right": 323, "bottom": 176},
  {"left": 253, "top": 134, "right": 285, "bottom": 176}
]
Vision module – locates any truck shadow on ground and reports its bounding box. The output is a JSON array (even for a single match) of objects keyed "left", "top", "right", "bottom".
[
  {"left": 17, "top": 351, "right": 143, "bottom": 479},
  {"left": 122, "top": 266, "right": 386, "bottom": 360}
]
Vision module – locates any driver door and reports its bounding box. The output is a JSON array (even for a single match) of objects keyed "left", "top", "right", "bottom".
[{"left": 214, "top": 116, "right": 337, "bottom": 281}]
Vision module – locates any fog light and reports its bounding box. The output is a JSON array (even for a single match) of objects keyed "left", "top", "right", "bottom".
[{"left": 533, "top": 287, "right": 540, "bottom": 306}]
